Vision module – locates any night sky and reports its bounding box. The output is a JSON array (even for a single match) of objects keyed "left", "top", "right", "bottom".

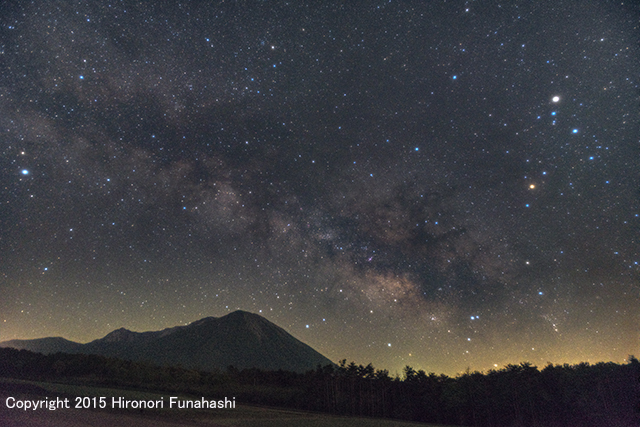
[{"left": 1, "top": 1, "right": 638, "bottom": 376}]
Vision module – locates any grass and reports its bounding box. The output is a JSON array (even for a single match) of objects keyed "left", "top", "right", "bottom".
[{"left": 0, "top": 377, "right": 452, "bottom": 427}]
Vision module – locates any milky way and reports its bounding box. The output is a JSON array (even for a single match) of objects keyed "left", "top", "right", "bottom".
[{"left": 1, "top": 1, "right": 638, "bottom": 375}]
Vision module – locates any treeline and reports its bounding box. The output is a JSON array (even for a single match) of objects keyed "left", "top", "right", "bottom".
[
  {"left": 301, "top": 360, "right": 640, "bottom": 426},
  {"left": 1, "top": 347, "right": 638, "bottom": 426},
  {"left": 0, "top": 347, "right": 229, "bottom": 395}
]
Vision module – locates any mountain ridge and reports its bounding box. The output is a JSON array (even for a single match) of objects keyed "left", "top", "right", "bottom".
[{"left": 0, "top": 310, "right": 333, "bottom": 373}]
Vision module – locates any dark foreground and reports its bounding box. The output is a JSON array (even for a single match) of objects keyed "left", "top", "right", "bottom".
[
  {"left": 1, "top": 347, "right": 639, "bottom": 426},
  {"left": 0, "top": 379, "right": 445, "bottom": 427}
]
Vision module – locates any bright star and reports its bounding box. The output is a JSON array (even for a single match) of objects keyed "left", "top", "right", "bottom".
[
  {"left": 552, "top": 96, "right": 560, "bottom": 102},
  {"left": 21, "top": 169, "right": 29, "bottom": 175}
]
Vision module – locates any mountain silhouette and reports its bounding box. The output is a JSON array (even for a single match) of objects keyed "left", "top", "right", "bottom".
[
  {"left": 0, "top": 310, "right": 333, "bottom": 372},
  {"left": 0, "top": 336, "right": 84, "bottom": 355}
]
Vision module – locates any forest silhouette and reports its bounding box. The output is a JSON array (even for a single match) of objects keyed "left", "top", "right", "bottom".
[{"left": 1, "top": 347, "right": 638, "bottom": 426}]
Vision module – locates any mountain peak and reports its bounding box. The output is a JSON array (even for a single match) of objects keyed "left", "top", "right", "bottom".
[
  {"left": 0, "top": 311, "right": 333, "bottom": 372},
  {"left": 101, "top": 327, "right": 137, "bottom": 343}
]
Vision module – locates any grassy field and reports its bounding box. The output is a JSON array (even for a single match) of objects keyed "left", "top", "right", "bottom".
[{"left": 0, "top": 378, "right": 453, "bottom": 427}]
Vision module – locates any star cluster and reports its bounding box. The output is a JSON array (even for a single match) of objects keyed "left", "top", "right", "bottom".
[{"left": 1, "top": 0, "right": 638, "bottom": 375}]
